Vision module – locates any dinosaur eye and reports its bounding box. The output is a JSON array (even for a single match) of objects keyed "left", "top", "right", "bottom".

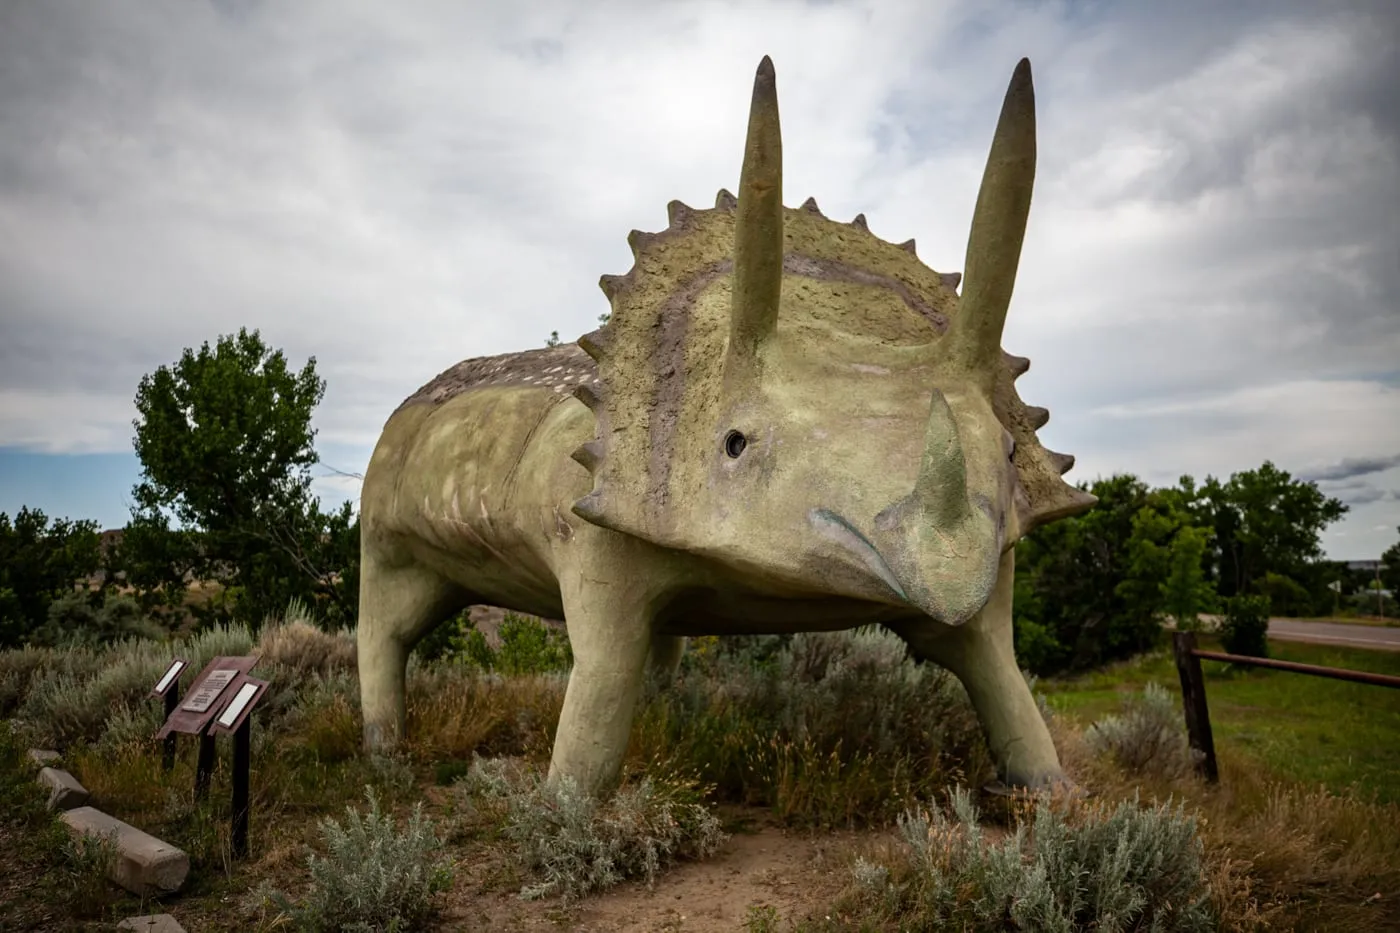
[{"left": 724, "top": 430, "right": 748, "bottom": 458}]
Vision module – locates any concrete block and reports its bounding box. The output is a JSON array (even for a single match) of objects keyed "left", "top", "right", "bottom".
[
  {"left": 27, "top": 748, "right": 61, "bottom": 768},
  {"left": 117, "top": 915, "right": 187, "bottom": 933},
  {"left": 59, "top": 807, "right": 189, "bottom": 895},
  {"left": 37, "top": 766, "right": 90, "bottom": 810}
]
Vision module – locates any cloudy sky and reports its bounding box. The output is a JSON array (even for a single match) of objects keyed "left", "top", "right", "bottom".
[{"left": 1, "top": 0, "right": 1397, "bottom": 560}]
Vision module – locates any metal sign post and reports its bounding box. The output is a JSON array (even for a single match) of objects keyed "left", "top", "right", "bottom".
[
  {"left": 149, "top": 659, "right": 188, "bottom": 771},
  {"left": 209, "top": 675, "right": 269, "bottom": 859}
]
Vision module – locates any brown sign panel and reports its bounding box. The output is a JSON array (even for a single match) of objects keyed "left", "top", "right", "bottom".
[
  {"left": 208, "top": 675, "right": 269, "bottom": 735},
  {"left": 149, "top": 659, "right": 188, "bottom": 698},
  {"left": 157, "top": 655, "right": 260, "bottom": 738}
]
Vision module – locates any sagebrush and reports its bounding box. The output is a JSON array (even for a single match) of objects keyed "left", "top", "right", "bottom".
[
  {"left": 853, "top": 786, "right": 1215, "bottom": 932},
  {"left": 456, "top": 755, "right": 726, "bottom": 901},
  {"left": 254, "top": 785, "right": 454, "bottom": 932}
]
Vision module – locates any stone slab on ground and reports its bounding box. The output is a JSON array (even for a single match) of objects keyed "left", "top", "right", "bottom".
[
  {"left": 116, "top": 916, "right": 187, "bottom": 933},
  {"left": 26, "top": 748, "right": 61, "bottom": 767},
  {"left": 37, "top": 766, "right": 90, "bottom": 810},
  {"left": 59, "top": 807, "right": 189, "bottom": 896}
]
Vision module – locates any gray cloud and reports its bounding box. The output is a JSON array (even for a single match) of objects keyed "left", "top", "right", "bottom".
[
  {"left": 1301, "top": 454, "right": 1400, "bottom": 484},
  {"left": 0, "top": 0, "right": 1397, "bottom": 556}
]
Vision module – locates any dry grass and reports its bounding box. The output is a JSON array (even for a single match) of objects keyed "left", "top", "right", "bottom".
[
  {"left": 1038, "top": 701, "right": 1400, "bottom": 932},
  {"left": 2, "top": 613, "right": 1397, "bottom": 931},
  {"left": 254, "top": 607, "right": 356, "bottom": 677}
]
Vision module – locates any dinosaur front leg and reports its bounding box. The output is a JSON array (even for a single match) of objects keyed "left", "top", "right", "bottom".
[
  {"left": 901, "top": 549, "right": 1065, "bottom": 789},
  {"left": 358, "top": 550, "right": 468, "bottom": 753},
  {"left": 547, "top": 534, "right": 675, "bottom": 796}
]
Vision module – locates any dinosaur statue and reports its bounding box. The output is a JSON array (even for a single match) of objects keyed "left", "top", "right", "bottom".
[{"left": 357, "top": 55, "right": 1096, "bottom": 796}]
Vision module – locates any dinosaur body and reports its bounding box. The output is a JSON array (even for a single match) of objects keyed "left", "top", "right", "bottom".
[{"left": 358, "top": 56, "right": 1096, "bottom": 795}]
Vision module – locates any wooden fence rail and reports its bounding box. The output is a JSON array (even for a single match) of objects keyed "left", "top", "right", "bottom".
[{"left": 1171, "top": 631, "right": 1400, "bottom": 783}]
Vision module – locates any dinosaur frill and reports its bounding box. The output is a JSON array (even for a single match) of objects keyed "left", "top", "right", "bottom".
[{"left": 567, "top": 57, "right": 1094, "bottom": 551}]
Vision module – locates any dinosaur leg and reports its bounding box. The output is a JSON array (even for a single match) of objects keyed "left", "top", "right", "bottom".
[
  {"left": 358, "top": 550, "right": 469, "bottom": 753},
  {"left": 547, "top": 534, "right": 675, "bottom": 796},
  {"left": 898, "top": 549, "right": 1065, "bottom": 790}
]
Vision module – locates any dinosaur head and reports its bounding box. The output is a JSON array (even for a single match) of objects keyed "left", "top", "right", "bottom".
[{"left": 569, "top": 56, "right": 1095, "bottom": 625}]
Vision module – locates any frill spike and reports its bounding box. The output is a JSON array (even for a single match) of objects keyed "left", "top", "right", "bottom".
[
  {"left": 715, "top": 188, "right": 738, "bottom": 210},
  {"left": 898, "top": 238, "right": 917, "bottom": 255},
  {"left": 940, "top": 271, "right": 962, "bottom": 291},
  {"left": 570, "top": 440, "right": 604, "bottom": 472},
  {"left": 598, "top": 274, "right": 627, "bottom": 300},
  {"left": 1047, "top": 451, "right": 1075, "bottom": 475},
  {"left": 577, "top": 328, "right": 612, "bottom": 362},
  {"left": 850, "top": 213, "right": 869, "bottom": 231},
  {"left": 572, "top": 384, "right": 604, "bottom": 413},
  {"left": 572, "top": 490, "right": 605, "bottom": 523},
  {"left": 667, "top": 200, "right": 696, "bottom": 228},
  {"left": 1026, "top": 406, "right": 1049, "bottom": 429},
  {"left": 627, "top": 229, "right": 657, "bottom": 257},
  {"left": 1005, "top": 354, "right": 1030, "bottom": 377},
  {"left": 800, "top": 196, "right": 823, "bottom": 215}
]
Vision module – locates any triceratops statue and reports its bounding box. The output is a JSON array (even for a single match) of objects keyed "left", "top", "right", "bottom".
[{"left": 357, "top": 55, "right": 1096, "bottom": 795}]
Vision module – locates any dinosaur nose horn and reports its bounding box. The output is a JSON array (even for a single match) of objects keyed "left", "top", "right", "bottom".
[{"left": 913, "top": 389, "right": 972, "bottom": 527}]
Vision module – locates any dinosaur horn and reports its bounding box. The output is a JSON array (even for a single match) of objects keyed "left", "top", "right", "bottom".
[
  {"left": 913, "top": 389, "right": 973, "bottom": 527},
  {"left": 727, "top": 55, "right": 784, "bottom": 379},
  {"left": 949, "top": 58, "right": 1036, "bottom": 388}
]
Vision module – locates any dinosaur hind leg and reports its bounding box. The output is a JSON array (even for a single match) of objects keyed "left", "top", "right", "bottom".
[{"left": 358, "top": 550, "right": 471, "bottom": 753}]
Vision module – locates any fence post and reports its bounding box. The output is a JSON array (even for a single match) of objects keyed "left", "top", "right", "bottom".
[{"left": 1172, "top": 631, "right": 1219, "bottom": 782}]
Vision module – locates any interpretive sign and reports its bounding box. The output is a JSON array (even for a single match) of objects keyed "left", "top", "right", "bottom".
[
  {"left": 209, "top": 676, "right": 268, "bottom": 735},
  {"left": 150, "top": 659, "right": 187, "bottom": 698},
  {"left": 157, "top": 656, "right": 260, "bottom": 739},
  {"left": 181, "top": 669, "right": 237, "bottom": 713}
]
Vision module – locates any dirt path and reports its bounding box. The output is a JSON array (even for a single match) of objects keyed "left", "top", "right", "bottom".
[{"left": 441, "top": 812, "right": 886, "bottom": 931}]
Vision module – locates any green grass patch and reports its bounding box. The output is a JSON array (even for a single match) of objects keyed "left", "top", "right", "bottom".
[{"left": 1040, "top": 635, "right": 1400, "bottom": 803}]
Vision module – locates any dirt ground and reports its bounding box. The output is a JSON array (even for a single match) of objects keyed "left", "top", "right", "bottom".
[{"left": 438, "top": 809, "right": 887, "bottom": 932}]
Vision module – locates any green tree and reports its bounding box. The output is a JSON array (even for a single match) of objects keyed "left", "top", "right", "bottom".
[
  {"left": 121, "top": 328, "right": 359, "bottom": 629},
  {"left": 0, "top": 507, "right": 104, "bottom": 648},
  {"left": 1198, "top": 462, "right": 1347, "bottom": 601},
  {"left": 1381, "top": 528, "right": 1400, "bottom": 595},
  {"left": 1159, "top": 525, "right": 1214, "bottom": 630},
  {"left": 1014, "top": 474, "right": 1157, "bottom": 674}
]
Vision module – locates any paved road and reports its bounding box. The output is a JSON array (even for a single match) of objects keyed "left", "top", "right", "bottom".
[{"left": 1267, "top": 618, "right": 1400, "bottom": 652}]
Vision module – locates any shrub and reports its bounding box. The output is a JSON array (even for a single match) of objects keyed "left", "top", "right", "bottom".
[
  {"left": 859, "top": 787, "right": 1215, "bottom": 932},
  {"left": 17, "top": 637, "right": 174, "bottom": 748},
  {"left": 457, "top": 756, "right": 727, "bottom": 901},
  {"left": 258, "top": 786, "right": 454, "bottom": 932},
  {"left": 257, "top": 603, "right": 356, "bottom": 676},
  {"left": 1221, "top": 594, "right": 1270, "bottom": 658},
  {"left": 634, "top": 627, "right": 992, "bottom": 827},
  {"left": 29, "top": 591, "right": 166, "bottom": 649},
  {"left": 496, "top": 612, "right": 572, "bottom": 675},
  {"left": 1084, "top": 682, "right": 1198, "bottom": 779}
]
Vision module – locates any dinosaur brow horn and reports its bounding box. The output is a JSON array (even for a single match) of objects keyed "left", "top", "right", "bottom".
[
  {"left": 728, "top": 55, "right": 784, "bottom": 377},
  {"left": 951, "top": 58, "right": 1036, "bottom": 388}
]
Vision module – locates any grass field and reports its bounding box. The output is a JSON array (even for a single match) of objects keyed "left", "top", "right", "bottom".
[
  {"left": 1038, "top": 635, "right": 1400, "bottom": 805},
  {"left": 2, "top": 618, "right": 1397, "bottom": 931}
]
